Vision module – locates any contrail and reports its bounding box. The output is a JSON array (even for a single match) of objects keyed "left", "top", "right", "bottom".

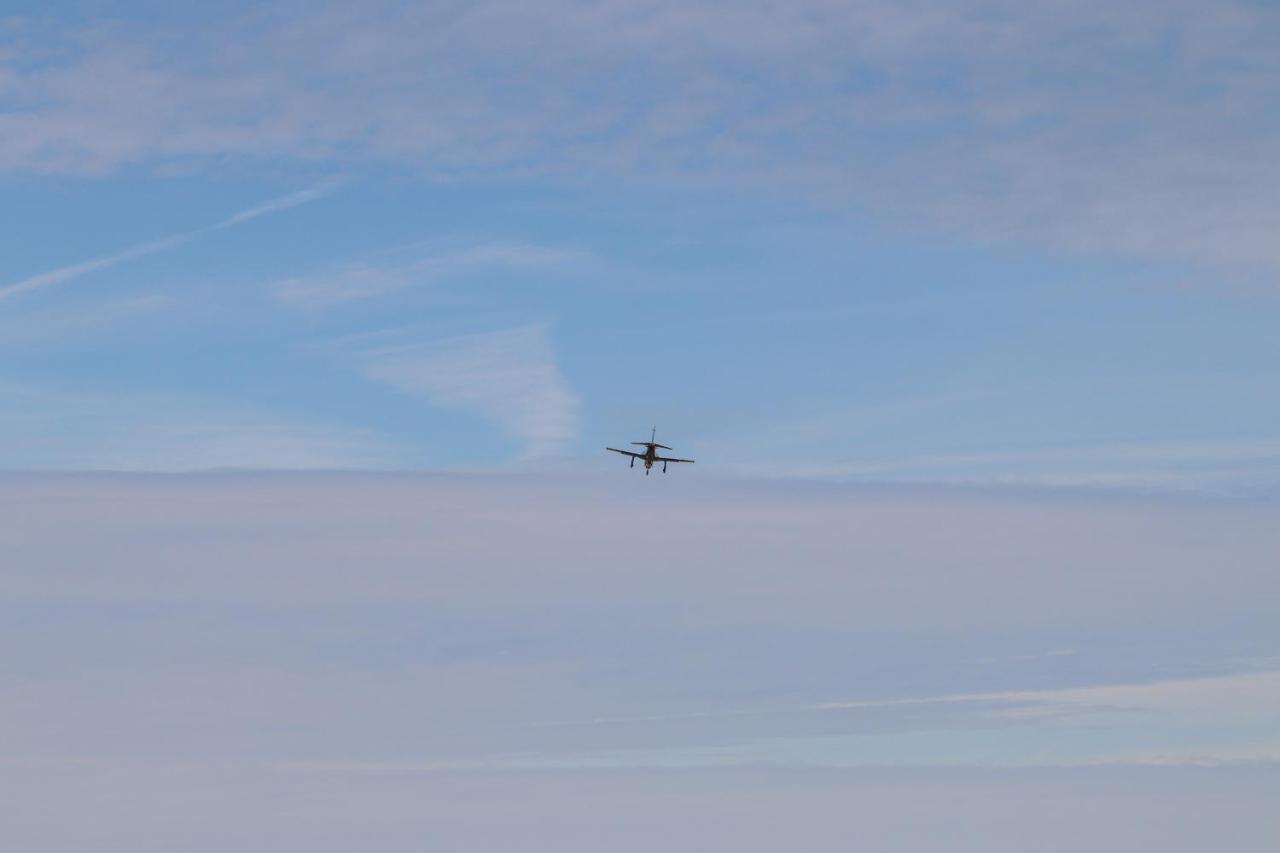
[
  {"left": 528, "top": 691, "right": 1017, "bottom": 728},
  {"left": 206, "top": 184, "right": 336, "bottom": 231},
  {"left": 0, "top": 236, "right": 191, "bottom": 301},
  {"left": 529, "top": 668, "right": 1279, "bottom": 729},
  {"left": 0, "top": 183, "right": 339, "bottom": 302}
]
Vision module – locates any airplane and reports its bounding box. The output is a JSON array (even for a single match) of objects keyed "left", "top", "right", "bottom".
[{"left": 607, "top": 427, "right": 695, "bottom": 475}]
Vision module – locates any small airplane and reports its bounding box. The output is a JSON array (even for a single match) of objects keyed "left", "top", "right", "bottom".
[{"left": 607, "top": 427, "right": 695, "bottom": 475}]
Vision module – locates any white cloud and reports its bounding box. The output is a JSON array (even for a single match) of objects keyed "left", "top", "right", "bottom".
[
  {"left": 4, "top": 2, "right": 1280, "bottom": 268},
  {"left": 537, "top": 668, "right": 1280, "bottom": 735},
  {"left": 0, "top": 383, "right": 399, "bottom": 470},
  {"left": 411, "top": 669, "right": 1280, "bottom": 773},
  {"left": 5, "top": 756, "right": 1274, "bottom": 853},
  {"left": 270, "top": 242, "right": 584, "bottom": 308},
  {"left": 270, "top": 263, "right": 414, "bottom": 308},
  {"left": 2, "top": 474, "right": 1279, "bottom": 848},
  {"left": 357, "top": 324, "right": 578, "bottom": 457},
  {"left": 0, "top": 292, "right": 169, "bottom": 348},
  {"left": 752, "top": 437, "right": 1280, "bottom": 496}
]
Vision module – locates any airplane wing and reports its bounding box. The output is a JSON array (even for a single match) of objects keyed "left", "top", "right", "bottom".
[
  {"left": 654, "top": 456, "right": 694, "bottom": 464},
  {"left": 607, "top": 447, "right": 645, "bottom": 459}
]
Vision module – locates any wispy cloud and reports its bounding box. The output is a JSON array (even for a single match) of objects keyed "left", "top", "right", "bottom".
[
  {"left": 0, "top": 292, "right": 169, "bottom": 349},
  {"left": 271, "top": 242, "right": 584, "bottom": 308},
  {"left": 498, "top": 669, "right": 1280, "bottom": 771},
  {"left": 968, "top": 648, "right": 1078, "bottom": 666},
  {"left": 355, "top": 324, "right": 578, "bottom": 458},
  {"left": 0, "top": 184, "right": 336, "bottom": 302},
  {"left": 5, "top": 3, "right": 1280, "bottom": 268},
  {"left": 532, "top": 669, "right": 1280, "bottom": 730},
  {"left": 756, "top": 437, "right": 1280, "bottom": 496},
  {"left": 0, "top": 383, "right": 398, "bottom": 470}
]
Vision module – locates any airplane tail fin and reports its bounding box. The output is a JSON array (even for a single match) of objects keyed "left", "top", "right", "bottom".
[{"left": 629, "top": 427, "right": 670, "bottom": 449}]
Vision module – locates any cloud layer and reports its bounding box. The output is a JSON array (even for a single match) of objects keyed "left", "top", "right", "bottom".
[
  {"left": 5, "top": 2, "right": 1280, "bottom": 267},
  {"left": 3, "top": 473, "right": 1278, "bottom": 849}
]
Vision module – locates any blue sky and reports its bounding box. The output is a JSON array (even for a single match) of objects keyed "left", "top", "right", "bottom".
[
  {"left": 3, "top": 2, "right": 1280, "bottom": 850},
  {"left": 3, "top": 0, "right": 1280, "bottom": 486}
]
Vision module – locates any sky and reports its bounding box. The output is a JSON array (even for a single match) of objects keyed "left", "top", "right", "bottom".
[{"left": 2, "top": 1, "right": 1279, "bottom": 850}]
